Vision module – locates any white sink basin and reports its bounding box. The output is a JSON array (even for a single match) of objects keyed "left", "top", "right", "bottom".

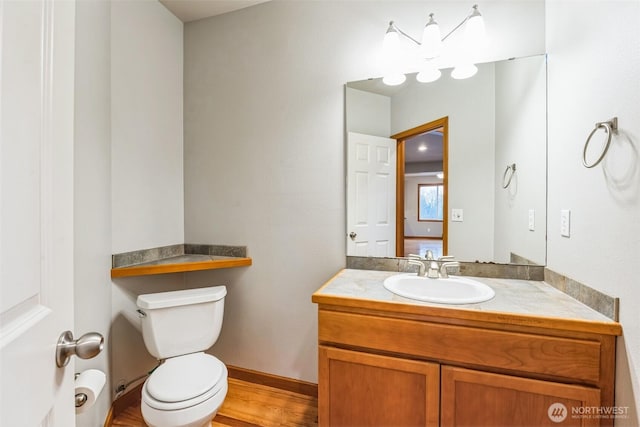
[{"left": 383, "top": 273, "right": 495, "bottom": 304}]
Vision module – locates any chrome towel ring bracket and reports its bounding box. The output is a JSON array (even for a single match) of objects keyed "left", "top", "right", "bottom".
[
  {"left": 502, "top": 163, "right": 516, "bottom": 188},
  {"left": 583, "top": 117, "right": 618, "bottom": 168}
]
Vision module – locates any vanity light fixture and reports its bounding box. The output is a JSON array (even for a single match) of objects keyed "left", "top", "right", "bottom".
[
  {"left": 382, "top": 4, "right": 487, "bottom": 86},
  {"left": 418, "top": 144, "right": 428, "bottom": 151}
]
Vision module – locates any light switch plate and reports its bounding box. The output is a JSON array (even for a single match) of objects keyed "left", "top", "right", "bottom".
[
  {"left": 560, "top": 209, "right": 571, "bottom": 237},
  {"left": 451, "top": 208, "right": 464, "bottom": 222},
  {"left": 528, "top": 209, "right": 535, "bottom": 231}
]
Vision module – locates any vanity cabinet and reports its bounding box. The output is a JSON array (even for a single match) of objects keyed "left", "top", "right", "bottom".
[{"left": 315, "top": 306, "right": 618, "bottom": 427}]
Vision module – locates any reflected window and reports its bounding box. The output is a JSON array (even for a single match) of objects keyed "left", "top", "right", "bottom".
[{"left": 418, "top": 184, "right": 444, "bottom": 221}]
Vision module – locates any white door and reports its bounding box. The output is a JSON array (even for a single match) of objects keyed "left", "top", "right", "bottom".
[
  {"left": 346, "top": 132, "right": 396, "bottom": 257},
  {"left": 1, "top": 0, "right": 76, "bottom": 425}
]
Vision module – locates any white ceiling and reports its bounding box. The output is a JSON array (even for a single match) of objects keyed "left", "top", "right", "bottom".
[{"left": 159, "top": 0, "right": 270, "bottom": 23}]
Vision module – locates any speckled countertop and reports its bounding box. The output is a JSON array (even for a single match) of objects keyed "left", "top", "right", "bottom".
[
  {"left": 313, "top": 269, "right": 621, "bottom": 335},
  {"left": 131, "top": 254, "right": 239, "bottom": 266}
]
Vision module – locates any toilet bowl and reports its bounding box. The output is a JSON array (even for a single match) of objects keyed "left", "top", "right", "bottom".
[
  {"left": 136, "top": 286, "right": 228, "bottom": 427},
  {"left": 141, "top": 353, "right": 228, "bottom": 427}
]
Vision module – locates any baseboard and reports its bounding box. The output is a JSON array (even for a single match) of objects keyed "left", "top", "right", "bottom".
[
  {"left": 227, "top": 365, "right": 318, "bottom": 398},
  {"left": 110, "top": 382, "right": 143, "bottom": 421}
]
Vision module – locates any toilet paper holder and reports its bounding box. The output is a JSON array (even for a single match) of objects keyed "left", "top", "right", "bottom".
[
  {"left": 74, "top": 369, "right": 107, "bottom": 412},
  {"left": 75, "top": 390, "right": 88, "bottom": 408},
  {"left": 74, "top": 373, "right": 89, "bottom": 407}
]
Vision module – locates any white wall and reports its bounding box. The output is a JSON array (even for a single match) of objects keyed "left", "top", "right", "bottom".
[
  {"left": 546, "top": 1, "right": 640, "bottom": 423},
  {"left": 345, "top": 87, "right": 390, "bottom": 137},
  {"left": 72, "top": 0, "right": 186, "bottom": 417},
  {"left": 109, "top": 0, "right": 185, "bottom": 401},
  {"left": 74, "top": 1, "right": 112, "bottom": 425},
  {"left": 111, "top": 0, "right": 184, "bottom": 254},
  {"left": 184, "top": 0, "right": 545, "bottom": 382},
  {"left": 493, "top": 55, "right": 547, "bottom": 265}
]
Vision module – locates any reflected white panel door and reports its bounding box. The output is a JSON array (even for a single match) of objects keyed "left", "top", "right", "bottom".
[
  {"left": 347, "top": 132, "right": 396, "bottom": 257},
  {"left": 1, "top": 0, "right": 76, "bottom": 425}
]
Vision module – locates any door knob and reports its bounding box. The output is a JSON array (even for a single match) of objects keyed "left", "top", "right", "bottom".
[
  {"left": 56, "top": 331, "right": 104, "bottom": 368},
  {"left": 349, "top": 232, "right": 357, "bottom": 240}
]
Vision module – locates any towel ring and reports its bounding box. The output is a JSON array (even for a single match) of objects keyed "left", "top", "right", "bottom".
[
  {"left": 502, "top": 163, "right": 516, "bottom": 189},
  {"left": 582, "top": 117, "right": 618, "bottom": 168}
]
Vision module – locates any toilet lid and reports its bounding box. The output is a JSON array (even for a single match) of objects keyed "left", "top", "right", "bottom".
[{"left": 146, "top": 353, "right": 224, "bottom": 403}]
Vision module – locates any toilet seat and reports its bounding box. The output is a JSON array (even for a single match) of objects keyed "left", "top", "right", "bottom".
[{"left": 143, "top": 353, "right": 226, "bottom": 411}]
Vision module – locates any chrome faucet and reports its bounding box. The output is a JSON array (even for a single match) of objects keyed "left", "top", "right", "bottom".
[
  {"left": 408, "top": 252, "right": 437, "bottom": 278},
  {"left": 408, "top": 253, "right": 459, "bottom": 278},
  {"left": 416, "top": 250, "right": 439, "bottom": 278},
  {"left": 426, "top": 260, "right": 440, "bottom": 278}
]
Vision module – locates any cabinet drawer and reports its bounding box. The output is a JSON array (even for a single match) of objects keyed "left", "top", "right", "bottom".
[{"left": 318, "top": 309, "right": 601, "bottom": 384}]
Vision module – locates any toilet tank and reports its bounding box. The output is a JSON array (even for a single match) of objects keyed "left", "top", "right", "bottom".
[{"left": 136, "top": 286, "right": 226, "bottom": 359}]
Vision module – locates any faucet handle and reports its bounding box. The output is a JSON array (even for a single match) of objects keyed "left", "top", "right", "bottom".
[
  {"left": 439, "top": 261, "right": 460, "bottom": 278},
  {"left": 438, "top": 255, "right": 455, "bottom": 261},
  {"left": 407, "top": 254, "right": 423, "bottom": 260},
  {"left": 408, "top": 259, "right": 426, "bottom": 276}
]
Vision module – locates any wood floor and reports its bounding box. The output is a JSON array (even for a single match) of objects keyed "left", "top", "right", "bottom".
[
  {"left": 111, "top": 377, "right": 318, "bottom": 427},
  {"left": 404, "top": 237, "right": 443, "bottom": 259}
]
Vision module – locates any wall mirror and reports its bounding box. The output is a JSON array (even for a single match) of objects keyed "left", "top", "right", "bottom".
[{"left": 346, "top": 54, "right": 547, "bottom": 265}]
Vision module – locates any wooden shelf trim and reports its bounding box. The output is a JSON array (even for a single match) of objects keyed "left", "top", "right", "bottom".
[{"left": 111, "top": 256, "right": 252, "bottom": 278}]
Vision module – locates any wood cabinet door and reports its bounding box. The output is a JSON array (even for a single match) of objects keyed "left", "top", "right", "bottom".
[
  {"left": 319, "top": 346, "right": 439, "bottom": 427},
  {"left": 441, "top": 366, "right": 602, "bottom": 427}
]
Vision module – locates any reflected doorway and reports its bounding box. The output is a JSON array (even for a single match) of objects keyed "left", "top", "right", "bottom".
[{"left": 393, "top": 117, "right": 448, "bottom": 257}]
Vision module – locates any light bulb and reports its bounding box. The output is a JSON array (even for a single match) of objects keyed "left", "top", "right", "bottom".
[
  {"left": 383, "top": 72, "right": 406, "bottom": 86},
  {"left": 464, "top": 6, "right": 487, "bottom": 51},
  {"left": 451, "top": 63, "right": 477, "bottom": 79},
  {"left": 383, "top": 24, "right": 401, "bottom": 55},
  {"left": 416, "top": 65, "right": 441, "bottom": 83}
]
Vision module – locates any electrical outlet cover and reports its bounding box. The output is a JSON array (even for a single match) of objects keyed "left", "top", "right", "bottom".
[
  {"left": 451, "top": 208, "right": 464, "bottom": 222},
  {"left": 528, "top": 209, "right": 535, "bottom": 231},
  {"left": 560, "top": 209, "right": 571, "bottom": 237}
]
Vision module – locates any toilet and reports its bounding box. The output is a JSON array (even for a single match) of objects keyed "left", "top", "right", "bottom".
[{"left": 136, "top": 286, "right": 228, "bottom": 427}]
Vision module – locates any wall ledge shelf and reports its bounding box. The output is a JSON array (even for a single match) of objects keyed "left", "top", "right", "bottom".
[{"left": 111, "top": 244, "right": 251, "bottom": 278}]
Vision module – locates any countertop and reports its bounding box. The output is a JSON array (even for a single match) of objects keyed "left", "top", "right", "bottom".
[
  {"left": 110, "top": 243, "right": 252, "bottom": 278},
  {"left": 312, "top": 269, "right": 621, "bottom": 336}
]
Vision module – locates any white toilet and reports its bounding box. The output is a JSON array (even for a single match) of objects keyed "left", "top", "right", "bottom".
[{"left": 136, "top": 286, "right": 228, "bottom": 427}]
